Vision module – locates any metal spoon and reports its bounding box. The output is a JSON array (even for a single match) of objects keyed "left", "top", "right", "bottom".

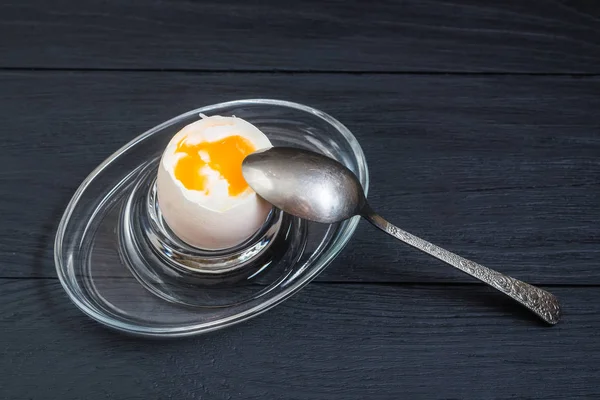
[{"left": 242, "top": 147, "right": 561, "bottom": 325}]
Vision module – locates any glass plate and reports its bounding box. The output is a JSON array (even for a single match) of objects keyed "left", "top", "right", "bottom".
[{"left": 54, "top": 99, "right": 369, "bottom": 338}]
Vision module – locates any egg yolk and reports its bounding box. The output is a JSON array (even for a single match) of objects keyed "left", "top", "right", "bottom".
[{"left": 173, "top": 135, "right": 256, "bottom": 196}]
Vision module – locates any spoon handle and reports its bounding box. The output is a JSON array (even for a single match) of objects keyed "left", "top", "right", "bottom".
[{"left": 362, "top": 207, "right": 561, "bottom": 325}]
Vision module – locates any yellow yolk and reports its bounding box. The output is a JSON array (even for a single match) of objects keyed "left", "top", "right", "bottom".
[{"left": 173, "top": 135, "right": 256, "bottom": 196}]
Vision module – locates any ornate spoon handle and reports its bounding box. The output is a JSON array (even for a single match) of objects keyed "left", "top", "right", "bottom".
[{"left": 362, "top": 206, "right": 561, "bottom": 325}]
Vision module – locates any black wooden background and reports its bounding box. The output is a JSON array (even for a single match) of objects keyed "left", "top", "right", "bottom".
[{"left": 1, "top": 1, "right": 599, "bottom": 399}]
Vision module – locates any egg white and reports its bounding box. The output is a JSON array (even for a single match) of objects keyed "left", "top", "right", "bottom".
[{"left": 156, "top": 115, "right": 273, "bottom": 250}]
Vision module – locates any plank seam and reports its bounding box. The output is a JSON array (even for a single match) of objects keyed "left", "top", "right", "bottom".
[
  {"left": 1, "top": 276, "right": 598, "bottom": 288},
  {"left": 1, "top": 67, "right": 599, "bottom": 77}
]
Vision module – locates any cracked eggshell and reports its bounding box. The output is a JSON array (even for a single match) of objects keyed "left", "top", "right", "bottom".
[{"left": 156, "top": 116, "right": 273, "bottom": 250}]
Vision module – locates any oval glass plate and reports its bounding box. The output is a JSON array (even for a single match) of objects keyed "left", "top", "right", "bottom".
[{"left": 54, "top": 99, "right": 369, "bottom": 338}]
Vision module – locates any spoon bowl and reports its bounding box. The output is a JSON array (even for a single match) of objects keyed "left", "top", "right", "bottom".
[{"left": 242, "top": 147, "right": 365, "bottom": 223}]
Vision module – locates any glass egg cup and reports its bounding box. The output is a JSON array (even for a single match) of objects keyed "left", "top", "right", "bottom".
[{"left": 54, "top": 99, "right": 369, "bottom": 338}]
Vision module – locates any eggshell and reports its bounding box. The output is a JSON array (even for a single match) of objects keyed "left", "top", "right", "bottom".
[{"left": 156, "top": 115, "right": 272, "bottom": 250}]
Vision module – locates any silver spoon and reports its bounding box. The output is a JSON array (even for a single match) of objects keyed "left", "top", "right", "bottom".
[{"left": 242, "top": 147, "right": 561, "bottom": 325}]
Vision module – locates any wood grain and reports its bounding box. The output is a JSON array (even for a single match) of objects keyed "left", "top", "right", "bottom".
[
  {"left": 0, "top": 279, "right": 598, "bottom": 400},
  {"left": 1, "top": 71, "right": 598, "bottom": 283},
  {"left": 1, "top": 0, "right": 600, "bottom": 72}
]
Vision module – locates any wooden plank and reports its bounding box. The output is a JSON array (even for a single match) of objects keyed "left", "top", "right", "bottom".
[
  {"left": 0, "top": 279, "right": 599, "bottom": 399},
  {"left": 1, "top": 0, "right": 600, "bottom": 72},
  {"left": 0, "top": 71, "right": 598, "bottom": 283}
]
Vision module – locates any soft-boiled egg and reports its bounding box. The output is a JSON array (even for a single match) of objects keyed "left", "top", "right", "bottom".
[{"left": 156, "top": 115, "right": 273, "bottom": 250}]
